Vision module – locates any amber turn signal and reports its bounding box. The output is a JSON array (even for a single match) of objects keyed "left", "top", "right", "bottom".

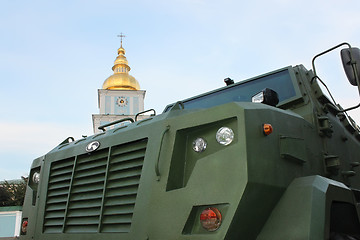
[{"left": 263, "top": 124, "right": 273, "bottom": 135}]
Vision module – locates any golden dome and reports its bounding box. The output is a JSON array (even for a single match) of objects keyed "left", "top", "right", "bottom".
[
  {"left": 102, "top": 45, "right": 140, "bottom": 90},
  {"left": 103, "top": 73, "right": 140, "bottom": 90}
]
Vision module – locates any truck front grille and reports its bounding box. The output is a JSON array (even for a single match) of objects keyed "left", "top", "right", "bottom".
[{"left": 43, "top": 139, "right": 147, "bottom": 234}]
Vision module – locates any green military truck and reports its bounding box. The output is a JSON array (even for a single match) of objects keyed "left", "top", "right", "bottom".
[{"left": 19, "top": 43, "right": 360, "bottom": 239}]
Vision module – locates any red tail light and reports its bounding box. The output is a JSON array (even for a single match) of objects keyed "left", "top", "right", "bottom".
[
  {"left": 21, "top": 219, "right": 28, "bottom": 234},
  {"left": 200, "top": 207, "right": 222, "bottom": 231}
]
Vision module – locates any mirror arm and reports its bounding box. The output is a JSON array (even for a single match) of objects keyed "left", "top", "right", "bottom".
[
  {"left": 342, "top": 102, "right": 360, "bottom": 112},
  {"left": 311, "top": 42, "right": 360, "bottom": 113},
  {"left": 323, "top": 102, "right": 360, "bottom": 114},
  {"left": 311, "top": 42, "right": 352, "bottom": 83}
]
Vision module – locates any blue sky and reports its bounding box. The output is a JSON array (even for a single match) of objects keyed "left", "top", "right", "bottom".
[{"left": 1, "top": 0, "right": 360, "bottom": 179}]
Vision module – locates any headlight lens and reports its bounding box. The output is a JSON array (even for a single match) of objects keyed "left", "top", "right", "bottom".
[
  {"left": 251, "top": 91, "right": 264, "bottom": 103},
  {"left": 251, "top": 88, "right": 279, "bottom": 106},
  {"left": 200, "top": 207, "right": 222, "bottom": 231},
  {"left": 216, "top": 127, "right": 234, "bottom": 145},
  {"left": 192, "top": 138, "right": 207, "bottom": 153},
  {"left": 32, "top": 172, "right": 40, "bottom": 184}
]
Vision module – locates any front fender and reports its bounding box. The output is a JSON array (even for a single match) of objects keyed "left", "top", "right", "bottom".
[{"left": 257, "top": 175, "right": 359, "bottom": 240}]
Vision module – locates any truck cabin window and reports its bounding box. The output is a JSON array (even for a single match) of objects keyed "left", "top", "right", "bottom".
[{"left": 164, "top": 69, "right": 297, "bottom": 112}]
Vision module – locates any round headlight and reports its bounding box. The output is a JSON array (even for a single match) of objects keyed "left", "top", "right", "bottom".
[
  {"left": 192, "top": 138, "right": 207, "bottom": 153},
  {"left": 200, "top": 207, "right": 222, "bottom": 231},
  {"left": 32, "top": 172, "right": 40, "bottom": 184},
  {"left": 216, "top": 127, "right": 234, "bottom": 146}
]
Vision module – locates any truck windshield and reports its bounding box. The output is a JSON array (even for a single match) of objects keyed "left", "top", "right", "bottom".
[{"left": 164, "top": 68, "right": 297, "bottom": 112}]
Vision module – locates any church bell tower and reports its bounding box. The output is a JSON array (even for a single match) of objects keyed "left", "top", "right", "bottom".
[{"left": 92, "top": 34, "right": 146, "bottom": 133}]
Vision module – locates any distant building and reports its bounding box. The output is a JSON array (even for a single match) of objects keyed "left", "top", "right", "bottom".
[{"left": 92, "top": 37, "right": 146, "bottom": 133}]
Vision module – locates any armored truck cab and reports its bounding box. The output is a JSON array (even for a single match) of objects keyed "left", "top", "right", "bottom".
[{"left": 20, "top": 44, "right": 360, "bottom": 239}]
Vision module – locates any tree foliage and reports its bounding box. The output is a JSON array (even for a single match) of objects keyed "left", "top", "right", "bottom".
[{"left": 0, "top": 177, "right": 28, "bottom": 206}]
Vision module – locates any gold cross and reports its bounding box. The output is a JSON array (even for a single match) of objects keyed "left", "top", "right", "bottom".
[{"left": 117, "top": 33, "right": 126, "bottom": 47}]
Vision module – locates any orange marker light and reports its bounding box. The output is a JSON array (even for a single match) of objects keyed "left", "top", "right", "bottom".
[{"left": 263, "top": 124, "right": 273, "bottom": 135}]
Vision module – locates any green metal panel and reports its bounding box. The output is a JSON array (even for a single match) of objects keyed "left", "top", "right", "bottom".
[{"left": 257, "top": 176, "right": 357, "bottom": 240}]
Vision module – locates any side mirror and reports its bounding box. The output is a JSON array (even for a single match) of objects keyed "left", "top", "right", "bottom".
[
  {"left": 252, "top": 88, "right": 279, "bottom": 107},
  {"left": 340, "top": 47, "right": 360, "bottom": 86}
]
